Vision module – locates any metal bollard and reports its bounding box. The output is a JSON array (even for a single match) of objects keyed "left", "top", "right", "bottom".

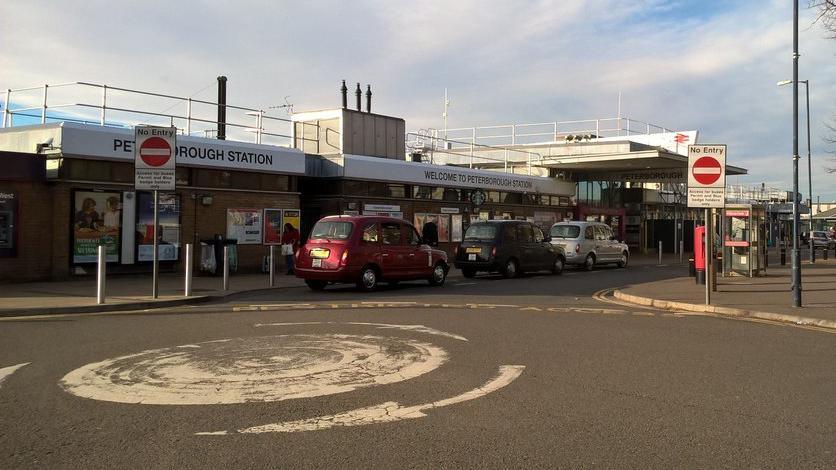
[
  {"left": 679, "top": 240, "right": 684, "bottom": 263},
  {"left": 184, "top": 243, "right": 193, "bottom": 297},
  {"left": 223, "top": 245, "right": 230, "bottom": 291},
  {"left": 658, "top": 241, "right": 663, "bottom": 265},
  {"left": 824, "top": 247, "right": 829, "bottom": 261},
  {"left": 96, "top": 245, "right": 106, "bottom": 305},
  {"left": 780, "top": 244, "right": 786, "bottom": 265},
  {"left": 268, "top": 245, "right": 275, "bottom": 287}
]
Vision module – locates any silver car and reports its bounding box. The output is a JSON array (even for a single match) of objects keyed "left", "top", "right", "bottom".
[{"left": 548, "top": 221, "right": 629, "bottom": 270}]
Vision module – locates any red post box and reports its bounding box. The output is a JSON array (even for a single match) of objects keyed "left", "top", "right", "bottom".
[{"left": 694, "top": 225, "right": 706, "bottom": 271}]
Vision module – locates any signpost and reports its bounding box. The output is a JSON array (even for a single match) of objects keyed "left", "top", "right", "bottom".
[
  {"left": 687, "top": 145, "right": 727, "bottom": 305},
  {"left": 135, "top": 126, "right": 176, "bottom": 299}
]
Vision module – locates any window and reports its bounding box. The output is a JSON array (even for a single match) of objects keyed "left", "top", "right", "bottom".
[
  {"left": 585, "top": 226, "right": 595, "bottom": 240},
  {"left": 550, "top": 224, "right": 581, "bottom": 239},
  {"left": 405, "top": 225, "right": 421, "bottom": 246},
  {"left": 533, "top": 226, "right": 545, "bottom": 242},
  {"left": 503, "top": 192, "right": 524, "bottom": 205},
  {"left": 361, "top": 223, "right": 378, "bottom": 243},
  {"left": 309, "top": 221, "right": 353, "bottom": 240},
  {"left": 464, "top": 224, "right": 497, "bottom": 241},
  {"left": 501, "top": 224, "right": 516, "bottom": 243},
  {"left": 595, "top": 225, "right": 612, "bottom": 241},
  {"left": 381, "top": 222, "right": 401, "bottom": 245},
  {"left": 517, "top": 223, "right": 533, "bottom": 243}
]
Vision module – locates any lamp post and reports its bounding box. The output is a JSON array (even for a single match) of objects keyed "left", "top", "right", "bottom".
[
  {"left": 790, "top": 0, "right": 802, "bottom": 307},
  {"left": 779, "top": 79, "right": 813, "bottom": 263}
]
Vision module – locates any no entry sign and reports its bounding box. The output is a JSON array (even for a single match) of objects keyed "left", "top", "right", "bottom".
[
  {"left": 135, "top": 126, "right": 176, "bottom": 191},
  {"left": 687, "top": 144, "right": 726, "bottom": 208}
]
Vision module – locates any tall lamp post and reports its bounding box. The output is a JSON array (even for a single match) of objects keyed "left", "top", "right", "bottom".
[
  {"left": 779, "top": 79, "right": 813, "bottom": 263},
  {"left": 790, "top": 0, "right": 802, "bottom": 307}
]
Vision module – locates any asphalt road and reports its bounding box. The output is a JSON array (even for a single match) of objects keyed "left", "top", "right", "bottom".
[{"left": 1, "top": 263, "right": 834, "bottom": 469}]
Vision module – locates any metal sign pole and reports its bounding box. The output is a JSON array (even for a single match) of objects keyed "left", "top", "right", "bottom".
[
  {"left": 269, "top": 245, "right": 275, "bottom": 287},
  {"left": 705, "top": 208, "right": 711, "bottom": 305},
  {"left": 97, "top": 245, "right": 106, "bottom": 305},
  {"left": 184, "top": 243, "right": 193, "bottom": 297},
  {"left": 152, "top": 190, "right": 159, "bottom": 299},
  {"left": 223, "top": 245, "right": 230, "bottom": 291}
]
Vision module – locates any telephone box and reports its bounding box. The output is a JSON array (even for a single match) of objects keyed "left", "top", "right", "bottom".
[
  {"left": 722, "top": 204, "right": 766, "bottom": 277},
  {"left": 694, "top": 225, "right": 706, "bottom": 271}
]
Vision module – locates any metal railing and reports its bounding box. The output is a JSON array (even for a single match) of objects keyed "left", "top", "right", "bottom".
[
  {"left": 406, "top": 131, "right": 544, "bottom": 175},
  {"left": 0, "top": 81, "right": 320, "bottom": 147},
  {"left": 412, "top": 116, "right": 675, "bottom": 149}
]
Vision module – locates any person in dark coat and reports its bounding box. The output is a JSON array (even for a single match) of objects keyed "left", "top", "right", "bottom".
[
  {"left": 282, "top": 222, "right": 300, "bottom": 274},
  {"left": 422, "top": 221, "right": 439, "bottom": 247}
]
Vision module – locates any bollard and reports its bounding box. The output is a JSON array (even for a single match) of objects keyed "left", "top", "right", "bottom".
[
  {"left": 824, "top": 247, "right": 829, "bottom": 261},
  {"left": 679, "top": 240, "right": 684, "bottom": 264},
  {"left": 96, "top": 245, "right": 106, "bottom": 305},
  {"left": 268, "top": 245, "right": 275, "bottom": 287},
  {"left": 184, "top": 243, "right": 193, "bottom": 297},
  {"left": 780, "top": 244, "right": 786, "bottom": 266},
  {"left": 658, "top": 241, "right": 663, "bottom": 265},
  {"left": 223, "top": 245, "right": 230, "bottom": 291}
]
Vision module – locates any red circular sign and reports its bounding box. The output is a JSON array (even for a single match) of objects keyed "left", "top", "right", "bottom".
[
  {"left": 139, "top": 137, "right": 172, "bottom": 167},
  {"left": 692, "top": 156, "right": 722, "bottom": 185}
]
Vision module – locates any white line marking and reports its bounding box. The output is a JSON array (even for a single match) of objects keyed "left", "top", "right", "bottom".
[
  {"left": 253, "top": 322, "right": 469, "bottom": 342},
  {"left": 0, "top": 363, "right": 30, "bottom": 388},
  {"left": 60, "top": 335, "right": 447, "bottom": 405},
  {"left": 198, "top": 365, "right": 525, "bottom": 435}
]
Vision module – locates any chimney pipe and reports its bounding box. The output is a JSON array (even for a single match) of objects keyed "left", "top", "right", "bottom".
[
  {"left": 355, "top": 83, "right": 362, "bottom": 112},
  {"left": 365, "top": 85, "right": 372, "bottom": 113},
  {"left": 217, "top": 76, "right": 227, "bottom": 140},
  {"left": 340, "top": 80, "right": 348, "bottom": 109}
]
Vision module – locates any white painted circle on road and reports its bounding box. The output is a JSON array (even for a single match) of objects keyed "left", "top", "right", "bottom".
[{"left": 60, "top": 334, "right": 447, "bottom": 405}]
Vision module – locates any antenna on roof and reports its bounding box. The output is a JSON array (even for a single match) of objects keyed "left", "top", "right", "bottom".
[{"left": 268, "top": 96, "right": 294, "bottom": 115}]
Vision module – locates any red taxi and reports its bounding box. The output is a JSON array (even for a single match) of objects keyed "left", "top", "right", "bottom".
[{"left": 295, "top": 215, "right": 449, "bottom": 291}]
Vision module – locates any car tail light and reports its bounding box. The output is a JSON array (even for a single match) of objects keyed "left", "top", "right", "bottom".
[
  {"left": 491, "top": 246, "right": 497, "bottom": 258},
  {"left": 453, "top": 245, "right": 458, "bottom": 256},
  {"left": 340, "top": 249, "right": 349, "bottom": 266}
]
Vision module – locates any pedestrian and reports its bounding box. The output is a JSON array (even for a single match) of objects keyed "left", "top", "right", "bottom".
[
  {"left": 282, "top": 222, "right": 300, "bottom": 275},
  {"left": 422, "top": 221, "right": 438, "bottom": 247}
]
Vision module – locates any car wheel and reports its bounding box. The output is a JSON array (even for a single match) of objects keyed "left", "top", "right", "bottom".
[
  {"left": 584, "top": 254, "right": 595, "bottom": 271},
  {"left": 428, "top": 263, "right": 447, "bottom": 286},
  {"left": 551, "top": 256, "right": 564, "bottom": 275},
  {"left": 461, "top": 268, "right": 476, "bottom": 278},
  {"left": 305, "top": 280, "right": 327, "bottom": 291},
  {"left": 356, "top": 266, "right": 379, "bottom": 292},
  {"left": 501, "top": 258, "right": 519, "bottom": 278},
  {"left": 617, "top": 251, "right": 629, "bottom": 268}
]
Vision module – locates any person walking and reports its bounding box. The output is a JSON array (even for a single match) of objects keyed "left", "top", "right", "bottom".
[{"left": 282, "top": 223, "right": 300, "bottom": 275}]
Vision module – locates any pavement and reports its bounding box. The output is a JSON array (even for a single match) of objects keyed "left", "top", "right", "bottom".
[{"left": 614, "top": 253, "right": 836, "bottom": 330}]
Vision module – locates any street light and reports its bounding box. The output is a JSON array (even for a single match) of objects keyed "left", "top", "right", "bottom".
[{"left": 779, "top": 79, "right": 813, "bottom": 263}]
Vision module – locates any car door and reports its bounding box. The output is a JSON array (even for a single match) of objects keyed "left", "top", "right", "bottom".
[
  {"left": 402, "top": 224, "right": 432, "bottom": 278},
  {"left": 379, "top": 221, "right": 408, "bottom": 278},
  {"left": 596, "top": 225, "right": 615, "bottom": 261},
  {"left": 582, "top": 225, "right": 596, "bottom": 259},
  {"left": 516, "top": 223, "right": 535, "bottom": 269},
  {"left": 532, "top": 224, "right": 553, "bottom": 269}
]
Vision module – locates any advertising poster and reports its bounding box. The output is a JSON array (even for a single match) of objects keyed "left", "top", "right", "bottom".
[
  {"left": 414, "top": 213, "right": 427, "bottom": 232},
  {"left": 263, "top": 209, "right": 283, "bottom": 245},
  {"left": 0, "top": 191, "right": 17, "bottom": 257},
  {"left": 136, "top": 192, "right": 180, "bottom": 262},
  {"left": 227, "top": 208, "right": 263, "bottom": 244},
  {"left": 73, "top": 191, "right": 121, "bottom": 263},
  {"left": 282, "top": 209, "right": 301, "bottom": 243},
  {"left": 438, "top": 214, "right": 450, "bottom": 242},
  {"left": 451, "top": 214, "right": 463, "bottom": 242}
]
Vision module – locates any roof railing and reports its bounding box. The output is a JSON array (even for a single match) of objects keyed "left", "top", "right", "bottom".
[{"left": 0, "top": 82, "right": 319, "bottom": 147}]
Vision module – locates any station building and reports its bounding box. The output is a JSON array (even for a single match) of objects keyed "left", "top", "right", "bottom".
[{"left": 0, "top": 81, "right": 747, "bottom": 282}]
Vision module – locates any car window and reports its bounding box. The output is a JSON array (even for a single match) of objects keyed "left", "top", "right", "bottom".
[
  {"left": 464, "top": 224, "right": 497, "bottom": 241},
  {"left": 550, "top": 224, "right": 581, "bottom": 239},
  {"left": 405, "top": 225, "right": 421, "bottom": 246},
  {"left": 594, "top": 225, "right": 609, "bottom": 241},
  {"left": 501, "top": 224, "right": 516, "bottom": 243},
  {"left": 309, "top": 221, "right": 353, "bottom": 240},
  {"left": 585, "top": 226, "right": 595, "bottom": 240},
  {"left": 361, "top": 223, "right": 378, "bottom": 243},
  {"left": 381, "top": 222, "right": 401, "bottom": 245},
  {"left": 517, "top": 224, "right": 533, "bottom": 243},
  {"left": 533, "top": 225, "right": 545, "bottom": 243}
]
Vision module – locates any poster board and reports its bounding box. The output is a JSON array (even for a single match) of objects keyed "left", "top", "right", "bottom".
[
  {"left": 72, "top": 190, "right": 121, "bottom": 263},
  {"left": 283, "top": 209, "right": 301, "bottom": 237},
  {"left": 451, "top": 214, "right": 463, "bottom": 242},
  {"left": 136, "top": 192, "right": 180, "bottom": 261},
  {"left": 263, "top": 208, "right": 283, "bottom": 245},
  {"left": 226, "top": 208, "right": 263, "bottom": 244}
]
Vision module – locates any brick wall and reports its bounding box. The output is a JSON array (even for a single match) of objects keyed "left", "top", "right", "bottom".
[{"left": 0, "top": 181, "right": 57, "bottom": 281}]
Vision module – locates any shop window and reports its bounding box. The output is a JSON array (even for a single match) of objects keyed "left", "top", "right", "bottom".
[
  {"left": 486, "top": 191, "right": 500, "bottom": 203},
  {"left": 503, "top": 192, "right": 524, "bottom": 205},
  {"left": 442, "top": 188, "right": 459, "bottom": 201},
  {"left": 111, "top": 162, "right": 134, "bottom": 183},
  {"left": 414, "top": 186, "right": 444, "bottom": 200},
  {"left": 344, "top": 180, "right": 368, "bottom": 196},
  {"left": 175, "top": 167, "right": 191, "bottom": 186},
  {"left": 388, "top": 184, "right": 406, "bottom": 198}
]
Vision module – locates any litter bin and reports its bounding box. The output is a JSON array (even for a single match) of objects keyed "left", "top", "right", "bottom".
[
  {"left": 688, "top": 258, "right": 696, "bottom": 277},
  {"left": 200, "top": 234, "right": 238, "bottom": 275}
]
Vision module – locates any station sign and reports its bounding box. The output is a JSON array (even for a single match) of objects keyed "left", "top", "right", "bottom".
[
  {"left": 687, "top": 144, "right": 726, "bottom": 208},
  {"left": 135, "top": 126, "right": 176, "bottom": 191}
]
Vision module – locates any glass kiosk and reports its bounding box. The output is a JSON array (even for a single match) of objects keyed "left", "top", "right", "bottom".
[{"left": 722, "top": 204, "right": 766, "bottom": 277}]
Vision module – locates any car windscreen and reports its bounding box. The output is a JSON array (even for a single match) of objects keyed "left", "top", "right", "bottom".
[
  {"left": 550, "top": 225, "right": 581, "bottom": 239},
  {"left": 309, "top": 221, "right": 353, "bottom": 240},
  {"left": 464, "top": 224, "right": 497, "bottom": 241}
]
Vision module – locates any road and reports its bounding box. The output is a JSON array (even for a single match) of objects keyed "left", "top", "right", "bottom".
[{"left": 1, "top": 263, "right": 834, "bottom": 469}]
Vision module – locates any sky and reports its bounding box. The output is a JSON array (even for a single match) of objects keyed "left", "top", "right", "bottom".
[{"left": 2, "top": 0, "right": 836, "bottom": 200}]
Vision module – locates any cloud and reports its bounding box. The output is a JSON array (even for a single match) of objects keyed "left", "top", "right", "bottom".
[{"left": 2, "top": 0, "right": 836, "bottom": 198}]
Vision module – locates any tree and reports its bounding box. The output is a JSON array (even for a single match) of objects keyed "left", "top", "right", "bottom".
[{"left": 811, "top": 2, "right": 836, "bottom": 171}]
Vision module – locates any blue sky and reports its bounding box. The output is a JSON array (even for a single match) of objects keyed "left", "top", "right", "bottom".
[{"left": 2, "top": 0, "right": 835, "bottom": 199}]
